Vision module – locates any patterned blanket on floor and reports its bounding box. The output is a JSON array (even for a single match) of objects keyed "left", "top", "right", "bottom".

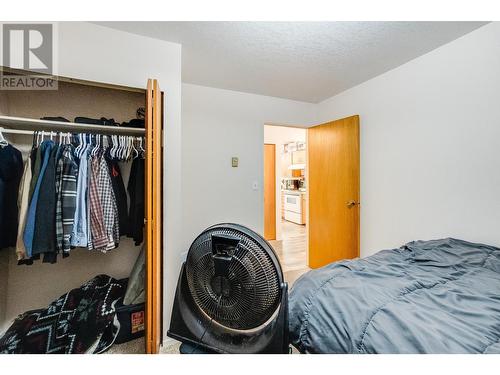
[{"left": 0, "top": 274, "right": 125, "bottom": 354}]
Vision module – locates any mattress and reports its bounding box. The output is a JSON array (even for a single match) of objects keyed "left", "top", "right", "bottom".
[{"left": 289, "top": 238, "right": 500, "bottom": 353}]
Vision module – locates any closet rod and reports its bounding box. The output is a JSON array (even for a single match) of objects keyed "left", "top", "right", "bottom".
[
  {"left": 0, "top": 115, "right": 145, "bottom": 136},
  {"left": 0, "top": 128, "right": 36, "bottom": 136},
  {"left": 0, "top": 128, "right": 145, "bottom": 137}
]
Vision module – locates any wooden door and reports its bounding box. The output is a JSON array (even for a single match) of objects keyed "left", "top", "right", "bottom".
[
  {"left": 264, "top": 144, "right": 276, "bottom": 240},
  {"left": 308, "top": 115, "right": 360, "bottom": 268},
  {"left": 145, "top": 79, "right": 163, "bottom": 354}
]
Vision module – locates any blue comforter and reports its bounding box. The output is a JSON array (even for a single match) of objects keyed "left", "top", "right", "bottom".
[{"left": 289, "top": 238, "right": 500, "bottom": 353}]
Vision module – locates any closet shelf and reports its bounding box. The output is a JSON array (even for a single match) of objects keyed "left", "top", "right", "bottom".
[{"left": 0, "top": 115, "right": 145, "bottom": 136}]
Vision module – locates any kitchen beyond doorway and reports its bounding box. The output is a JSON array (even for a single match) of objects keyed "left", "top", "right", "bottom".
[{"left": 264, "top": 125, "right": 309, "bottom": 286}]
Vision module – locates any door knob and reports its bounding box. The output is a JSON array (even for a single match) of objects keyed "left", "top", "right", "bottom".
[{"left": 346, "top": 200, "right": 359, "bottom": 208}]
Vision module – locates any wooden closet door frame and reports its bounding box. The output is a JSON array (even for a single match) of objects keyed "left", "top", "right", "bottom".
[{"left": 145, "top": 79, "right": 163, "bottom": 354}]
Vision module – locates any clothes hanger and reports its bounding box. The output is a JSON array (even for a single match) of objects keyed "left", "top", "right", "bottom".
[
  {"left": 84, "top": 133, "right": 89, "bottom": 156},
  {"left": 91, "top": 134, "right": 97, "bottom": 157},
  {"left": 92, "top": 134, "right": 97, "bottom": 156},
  {"left": 38, "top": 130, "right": 45, "bottom": 146},
  {"left": 75, "top": 133, "right": 82, "bottom": 156},
  {"left": 126, "top": 136, "right": 132, "bottom": 160},
  {"left": 103, "top": 135, "right": 110, "bottom": 154},
  {"left": 131, "top": 137, "right": 139, "bottom": 159},
  {"left": 95, "top": 134, "right": 100, "bottom": 156},
  {"left": 117, "top": 135, "right": 123, "bottom": 161},
  {"left": 118, "top": 135, "right": 124, "bottom": 161},
  {"left": 109, "top": 135, "right": 115, "bottom": 159},
  {"left": 0, "top": 128, "right": 9, "bottom": 147},
  {"left": 115, "top": 135, "right": 120, "bottom": 160},
  {"left": 31, "top": 130, "right": 38, "bottom": 151},
  {"left": 139, "top": 136, "right": 145, "bottom": 157},
  {"left": 114, "top": 135, "right": 119, "bottom": 160},
  {"left": 96, "top": 134, "right": 101, "bottom": 155}
]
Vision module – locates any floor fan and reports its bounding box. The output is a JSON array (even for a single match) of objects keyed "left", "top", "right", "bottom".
[{"left": 168, "top": 223, "right": 289, "bottom": 353}]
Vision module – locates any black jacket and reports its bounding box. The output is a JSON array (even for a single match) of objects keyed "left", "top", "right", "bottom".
[
  {"left": 32, "top": 145, "right": 58, "bottom": 259},
  {"left": 0, "top": 145, "right": 23, "bottom": 249},
  {"left": 127, "top": 157, "right": 145, "bottom": 245},
  {"left": 107, "top": 158, "right": 129, "bottom": 236}
]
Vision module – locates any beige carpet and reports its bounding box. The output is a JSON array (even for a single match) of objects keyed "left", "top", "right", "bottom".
[
  {"left": 106, "top": 338, "right": 299, "bottom": 354},
  {"left": 106, "top": 338, "right": 181, "bottom": 354}
]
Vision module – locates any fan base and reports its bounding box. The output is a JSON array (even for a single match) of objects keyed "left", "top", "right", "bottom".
[{"left": 179, "top": 343, "right": 215, "bottom": 354}]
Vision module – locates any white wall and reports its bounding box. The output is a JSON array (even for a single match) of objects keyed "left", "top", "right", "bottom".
[
  {"left": 1, "top": 22, "right": 182, "bottom": 337},
  {"left": 317, "top": 22, "right": 500, "bottom": 257},
  {"left": 182, "top": 84, "right": 316, "bottom": 252},
  {"left": 264, "top": 125, "right": 306, "bottom": 240}
]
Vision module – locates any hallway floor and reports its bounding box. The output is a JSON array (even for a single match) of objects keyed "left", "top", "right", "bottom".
[{"left": 269, "top": 220, "right": 310, "bottom": 287}]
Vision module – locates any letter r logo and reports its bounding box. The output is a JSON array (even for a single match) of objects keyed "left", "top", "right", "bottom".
[{"left": 2, "top": 24, "right": 53, "bottom": 74}]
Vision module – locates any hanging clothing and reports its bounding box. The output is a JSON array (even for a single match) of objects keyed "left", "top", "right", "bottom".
[
  {"left": 86, "top": 155, "right": 93, "bottom": 250},
  {"left": 0, "top": 144, "right": 24, "bottom": 249},
  {"left": 70, "top": 144, "right": 90, "bottom": 248},
  {"left": 27, "top": 145, "right": 42, "bottom": 202},
  {"left": 127, "top": 157, "right": 145, "bottom": 246},
  {"left": 88, "top": 155, "right": 108, "bottom": 250},
  {"left": 31, "top": 144, "right": 59, "bottom": 260},
  {"left": 107, "top": 158, "right": 129, "bottom": 236},
  {"left": 55, "top": 144, "right": 78, "bottom": 255},
  {"left": 96, "top": 154, "right": 119, "bottom": 251},
  {"left": 23, "top": 140, "right": 54, "bottom": 257},
  {"left": 15, "top": 155, "right": 32, "bottom": 260},
  {"left": 11, "top": 132, "right": 143, "bottom": 264}
]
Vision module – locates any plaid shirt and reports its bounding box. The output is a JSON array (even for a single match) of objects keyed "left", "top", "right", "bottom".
[
  {"left": 55, "top": 144, "right": 79, "bottom": 254},
  {"left": 87, "top": 153, "right": 119, "bottom": 252},
  {"left": 97, "top": 154, "right": 119, "bottom": 251},
  {"left": 88, "top": 155, "right": 108, "bottom": 250}
]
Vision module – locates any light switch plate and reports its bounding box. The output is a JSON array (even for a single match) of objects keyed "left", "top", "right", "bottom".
[{"left": 231, "top": 157, "right": 239, "bottom": 167}]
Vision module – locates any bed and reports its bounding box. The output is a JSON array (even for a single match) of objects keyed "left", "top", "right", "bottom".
[{"left": 288, "top": 238, "right": 500, "bottom": 354}]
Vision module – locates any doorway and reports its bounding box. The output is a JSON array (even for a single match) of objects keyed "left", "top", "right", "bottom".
[
  {"left": 264, "top": 125, "right": 309, "bottom": 285},
  {"left": 263, "top": 115, "right": 360, "bottom": 280}
]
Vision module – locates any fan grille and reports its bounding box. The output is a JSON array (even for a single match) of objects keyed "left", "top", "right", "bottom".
[{"left": 185, "top": 226, "right": 281, "bottom": 330}]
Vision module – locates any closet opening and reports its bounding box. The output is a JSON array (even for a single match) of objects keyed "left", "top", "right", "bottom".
[{"left": 0, "top": 71, "right": 164, "bottom": 354}]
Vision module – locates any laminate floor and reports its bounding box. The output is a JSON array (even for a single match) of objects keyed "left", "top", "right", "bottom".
[{"left": 269, "top": 220, "right": 310, "bottom": 284}]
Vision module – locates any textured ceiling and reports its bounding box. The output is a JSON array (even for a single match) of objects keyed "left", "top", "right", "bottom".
[{"left": 95, "top": 22, "right": 487, "bottom": 103}]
